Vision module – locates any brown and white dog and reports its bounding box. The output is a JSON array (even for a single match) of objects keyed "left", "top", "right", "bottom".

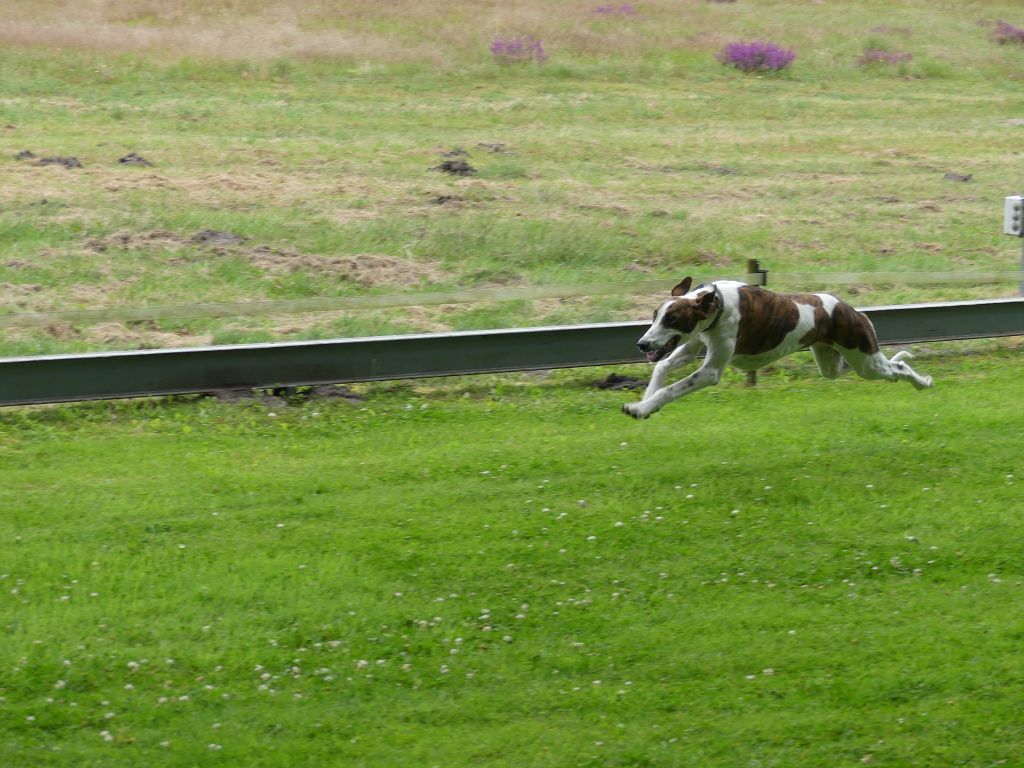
[{"left": 622, "top": 277, "right": 933, "bottom": 419}]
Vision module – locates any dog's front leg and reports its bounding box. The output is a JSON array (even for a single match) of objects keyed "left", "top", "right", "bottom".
[
  {"left": 641, "top": 339, "right": 704, "bottom": 400},
  {"left": 623, "top": 361, "right": 724, "bottom": 419}
]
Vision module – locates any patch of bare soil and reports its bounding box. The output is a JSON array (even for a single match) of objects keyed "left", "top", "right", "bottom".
[
  {"left": 191, "top": 229, "right": 247, "bottom": 246},
  {"left": 433, "top": 159, "right": 476, "bottom": 176},
  {"left": 118, "top": 152, "right": 152, "bottom": 166},
  {"left": 593, "top": 373, "right": 647, "bottom": 390},
  {"left": 37, "top": 156, "right": 82, "bottom": 168},
  {"left": 431, "top": 194, "right": 463, "bottom": 205},
  {"left": 204, "top": 384, "right": 364, "bottom": 406},
  {"left": 12, "top": 150, "right": 82, "bottom": 168},
  {"left": 206, "top": 388, "right": 288, "bottom": 407}
]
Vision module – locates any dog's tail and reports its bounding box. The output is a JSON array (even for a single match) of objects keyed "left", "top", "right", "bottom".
[{"left": 890, "top": 350, "right": 914, "bottom": 363}]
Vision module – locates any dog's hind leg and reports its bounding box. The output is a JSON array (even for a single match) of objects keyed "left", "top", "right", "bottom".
[
  {"left": 840, "top": 348, "right": 934, "bottom": 390},
  {"left": 810, "top": 343, "right": 849, "bottom": 379},
  {"left": 642, "top": 339, "right": 704, "bottom": 400}
]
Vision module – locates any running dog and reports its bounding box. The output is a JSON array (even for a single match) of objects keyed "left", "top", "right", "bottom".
[{"left": 622, "top": 277, "right": 933, "bottom": 419}]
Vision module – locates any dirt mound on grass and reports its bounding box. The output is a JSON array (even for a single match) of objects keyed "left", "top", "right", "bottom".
[
  {"left": 190, "top": 229, "right": 247, "bottom": 246},
  {"left": 118, "top": 152, "right": 153, "bottom": 166},
  {"left": 37, "top": 156, "right": 82, "bottom": 168},
  {"left": 593, "top": 373, "right": 647, "bottom": 390}
]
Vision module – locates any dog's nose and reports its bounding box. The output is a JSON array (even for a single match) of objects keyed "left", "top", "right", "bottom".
[{"left": 637, "top": 340, "right": 651, "bottom": 353}]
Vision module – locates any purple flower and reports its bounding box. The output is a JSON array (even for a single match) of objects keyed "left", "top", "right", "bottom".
[
  {"left": 717, "top": 41, "right": 796, "bottom": 73},
  {"left": 993, "top": 21, "right": 1024, "bottom": 45},
  {"left": 594, "top": 3, "right": 637, "bottom": 16},
  {"left": 858, "top": 49, "right": 913, "bottom": 66},
  {"left": 490, "top": 36, "right": 548, "bottom": 64}
]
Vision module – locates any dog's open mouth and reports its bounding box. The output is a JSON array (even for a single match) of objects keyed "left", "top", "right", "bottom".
[{"left": 646, "top": 336, "right": 679, "bottom": 363}]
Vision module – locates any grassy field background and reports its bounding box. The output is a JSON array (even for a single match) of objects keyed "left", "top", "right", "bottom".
[
  {"left": 2, "top": 0, "right": 1024, "bottom": 356},
  {"left": 3, "top": 3, "right": 1024, "bottom": 765},
  {"left": 2, "top": 350, "right": 1023, "bottom": 766}
]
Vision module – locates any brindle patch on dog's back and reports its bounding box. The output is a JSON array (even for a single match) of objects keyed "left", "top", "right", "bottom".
[
  {"left": 735, "top": 287, "right": 802, "bottom": 355},
  {"left": 795, "top": 293, "right": 879, "bottom": 353}
]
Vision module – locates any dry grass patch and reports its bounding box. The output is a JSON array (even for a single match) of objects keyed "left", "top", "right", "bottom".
[
  {"left": 85, "top": 230, "right": 185, "bottom": 253},
  {"left": 0, "top": 17, "right": 434, "bottom": 62},
  {"left": 83, "top": 229, "right": 450, "bottom": 289},
  {"left": 82, "top": 322, "right": 214, "bottom": 349},
  {"left": 0, "top": 0, "right": 869, "bottom": 62},
  {"left": 249, "top": 249, "right": 447, "bottom": 287},
  {"left": 0, "top": 282, "right": 45, "bottom": 311}
]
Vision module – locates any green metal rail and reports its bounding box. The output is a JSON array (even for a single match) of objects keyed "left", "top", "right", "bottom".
[{"left": 0, "top": 298, "right": 1021, "bottom": 407}]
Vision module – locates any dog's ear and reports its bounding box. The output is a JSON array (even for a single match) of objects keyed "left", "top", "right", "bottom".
[
  {"left": 670, "top": 277, "right": 693, "bottom": 297},
  {"left": 697, "top": 289, "right": 717, "bottom": 312}
]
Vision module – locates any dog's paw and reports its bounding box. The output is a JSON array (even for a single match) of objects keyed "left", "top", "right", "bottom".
[{"left": 621, "top": 402, "right": 650, "bottom": 419}]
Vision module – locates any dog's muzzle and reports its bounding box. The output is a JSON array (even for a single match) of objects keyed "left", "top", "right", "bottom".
[{"left": 638, "top": 336, "right": 679, "bottom": 363}]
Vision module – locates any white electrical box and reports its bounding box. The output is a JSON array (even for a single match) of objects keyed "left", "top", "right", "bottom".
[{"left": 1004, "top": 195, "right": 1024, "bottom": 236}]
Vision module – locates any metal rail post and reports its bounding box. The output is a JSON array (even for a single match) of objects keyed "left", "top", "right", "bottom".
[{"left": 744, "top": 259, "right": 766, "bottom": 387}]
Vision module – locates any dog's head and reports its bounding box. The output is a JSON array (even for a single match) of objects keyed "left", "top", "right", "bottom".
[{"left": 636, "top": 277, "right": 718, "bottom": 362}]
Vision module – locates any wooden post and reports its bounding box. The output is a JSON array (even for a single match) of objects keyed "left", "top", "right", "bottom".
[{"left": 745, "top": 259, "right": 761, "bottom": 387}]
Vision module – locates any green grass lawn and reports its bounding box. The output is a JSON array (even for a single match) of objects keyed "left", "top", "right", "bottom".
[
  {"left": 2, "top": 347, "right": 1023, "bottom": 766},
  {"left": 3, "top": 3, "right": 1024, "bottom": 764},
  {"left": 3, "top": 1, "right": 1024, "bottom": 355}
]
